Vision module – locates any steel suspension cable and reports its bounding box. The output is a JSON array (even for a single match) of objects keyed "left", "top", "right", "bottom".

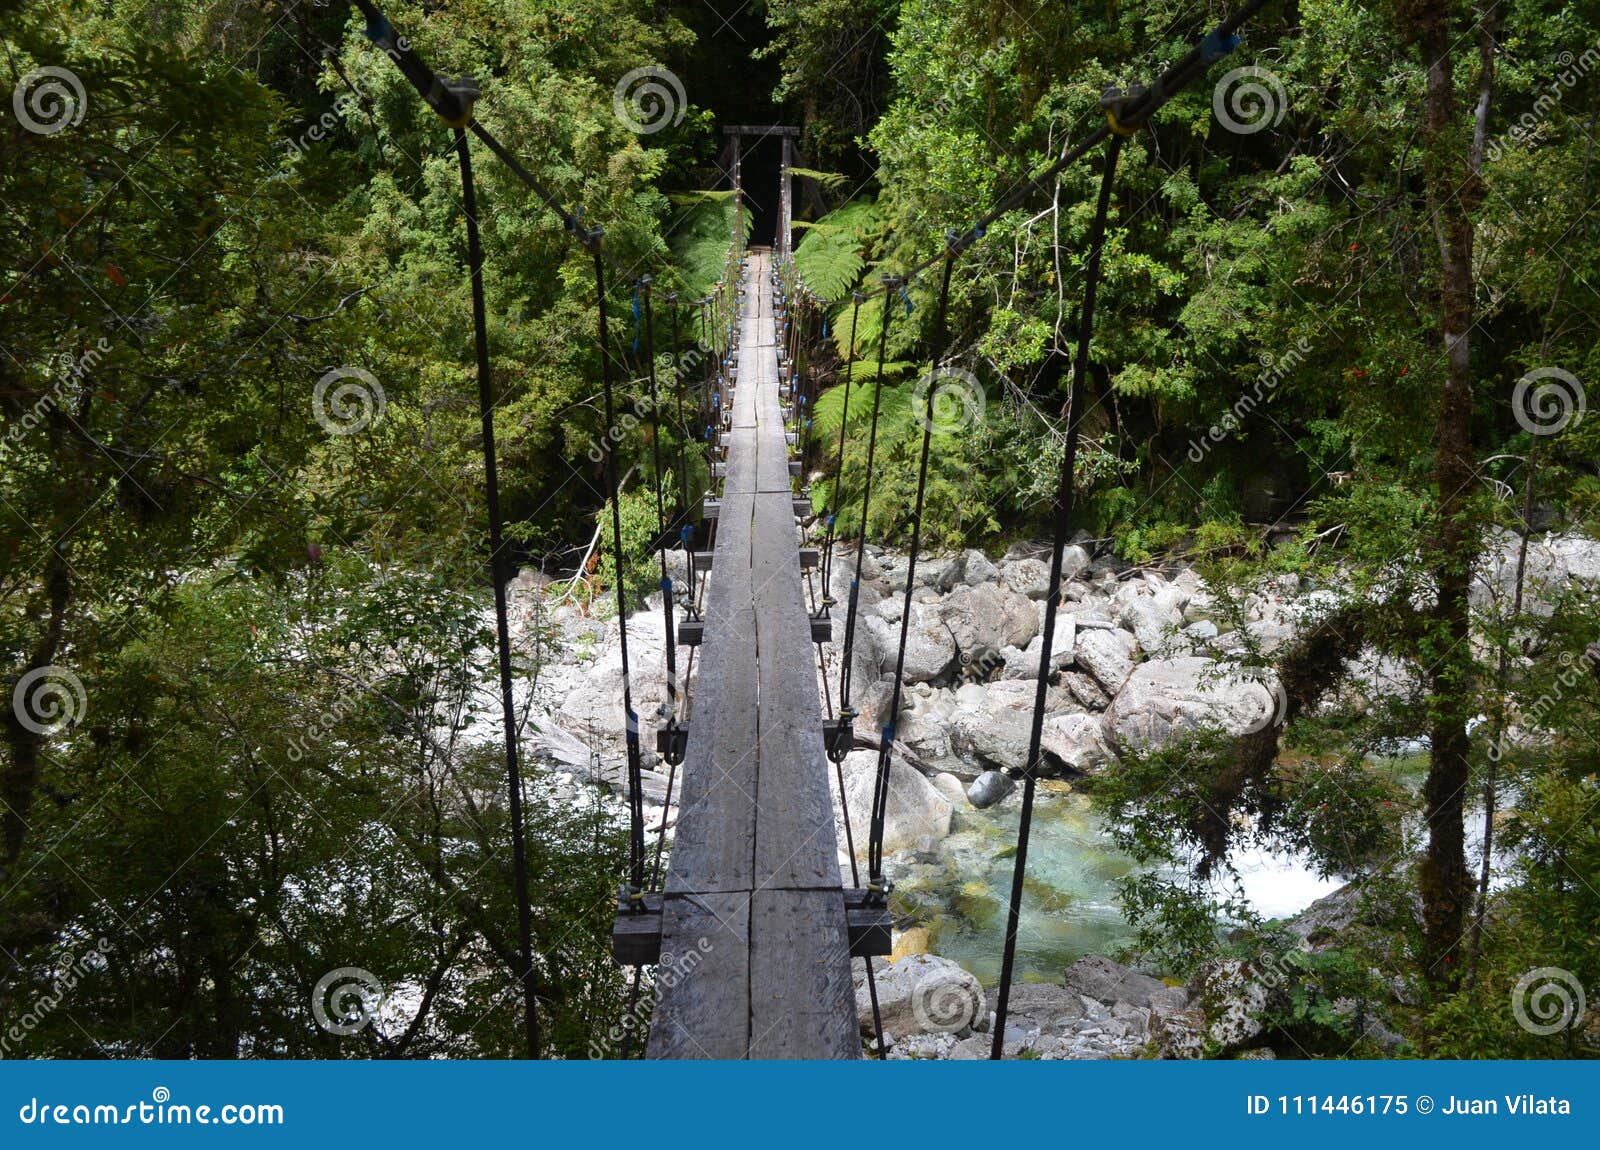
[
  {"left": 869, "top": 248, "right": 960, "bottom": 901},
  {"left": 837, "top": 282, "right": 899, "bottom": 727},
  {"left": 590, "top": 238, "right": 649, "bottom": 907},
  {"left": 818, "top": 295, "right": 864, "bottom": 623},
  {"left": 453, "top": 128, "right": 540, "bottom": 1060},
  {"left": 640, "top": 280, "right": 686, "bottom": 793},
  {"left": 990, "top": 134, "right": 1124, "bottom": 1059}
]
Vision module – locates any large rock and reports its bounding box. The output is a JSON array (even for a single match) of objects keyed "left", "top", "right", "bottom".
[
  {"left": 896, "top": 602, "right": 959, "bottom": 682},
  {"left": 966, "top": 769, "right": 1016, "bottom": 809},
  {"left": 1194, "top": 958, "right": 1273, "bottom": 1051},
  {"left": 984, "top": 983, "right": 1087, "bottom": 1032},
  {"left": 938, "top": 548, "right": 1000, "bottom": 592},
  {"left": 1001, "top": 615, "right": 1076, "bottom": 681},
  {"left": 999, "top": 557, "right": 1052, "bottom": 599},
  {"left": 1063, "top": 955, "right": 1169, "bottom": 1009},
  {"left": 1074, "top": 627, "right": 1138, "bottom": 694},
  {"left": 1042, "top": 712, "right": 1111, "bottom": 774},
  {"left": 838, "top": 750, "right": 952, "bottom": 858},
  {"left": 855, "top": 954, "right": 989, "bottom": 1037},
  {"left": 1101, "top": 657, "right": 1282, "bottom": 755},
  {"left": 949, "top": 707, "right": 1032, "bottom": 774},
  {"left": 1470, "top": 527, "right": 1596, "bottom": 618},
  {"left": 939, "top": 582, "right": 1040, "bottom": 657},
  {"left": 1115, "top": 587, "right": 1188, "bottom": 655}
]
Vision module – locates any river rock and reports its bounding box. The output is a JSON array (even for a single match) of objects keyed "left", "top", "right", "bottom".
[
  {"left": 966, "top": 769, "right": 1016, "bottom": 809},
  {"left": 931, "top": 771, "right": 969, "bottom": 807},
  {"left": 940, "top": 582, "right": 1040, "bottom": 656},
  {"left": 985, "top": 983, "right": 1087, "bottom": 1033},
  {"left": 838, "top": 750, "right": 951, "bottom": 857},
  {"left": 938, "top": 548, "right": 1000, "bottom": 591},
  {"left": 1042, "top": 712, "right": 1111, "bottom": 774},
  {"left": 897, "top": 602, "right": 959, "bottom": 681},
  {"left": 1074, "top": 627, "right": 1138, "bottom": 694},
  {"left": 1060, "top": 671, "right": 1111, "bottom": 710},
  {"left": 949, "top": 707, "right": 1031, "bottom": 774},
  {"left": 999, "top": 557, "right": 1051, "bottom": 599},
  {"left": 1063, "top": 955, "right": 1169, "bottom": 1009},
  {"left": 1471, "top": 527, "right": 1577, "bottom": 618},
  {"left": 1116, "top": 587, "right": 1188, "bottom": 655},
  {"left": 855, "top": 954, "right": 989, "bottom": 1037},
  {"left": 1101, "top": 657, "right": 1282, "bottom": 755},
  {"left": 1014, "top": 615, "right": 1076, "bottom": 679}
]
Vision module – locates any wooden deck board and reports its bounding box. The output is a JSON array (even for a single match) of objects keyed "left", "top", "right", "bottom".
[
  {"left": 648, "top": 251, "right": 855, "bottom": 1060},
  {"left": 645, "top": 893, "right": 751, "bottom": 1059}
]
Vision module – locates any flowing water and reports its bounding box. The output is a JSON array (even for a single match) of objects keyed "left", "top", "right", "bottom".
[
  {"left": 891, "top": 753, "right": 1478, "bottom": 987},
  {"left": 890, "top": 782, "right": 1349, "bottom": 987}
]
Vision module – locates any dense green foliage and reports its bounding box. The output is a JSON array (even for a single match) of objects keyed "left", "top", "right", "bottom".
[{"left": 4, "top": 0, "right": 1598, "bottom": 1059}]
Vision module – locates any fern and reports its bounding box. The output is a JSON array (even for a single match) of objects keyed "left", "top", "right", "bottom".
[
  {"left": 793, "top": 198, "right": 881, "bottom": 303},
  {"left": 786, "top": 166, "right": 848, "bottom": 191},
  {"left": 669, "top": 196, "right": 746, "bottom": 298}
]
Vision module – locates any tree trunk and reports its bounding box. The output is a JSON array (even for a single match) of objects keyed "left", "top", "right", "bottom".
[{"left": 1410, "top": 0, "right": 1489, "bottom": 990}]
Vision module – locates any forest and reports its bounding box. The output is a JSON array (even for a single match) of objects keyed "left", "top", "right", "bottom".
[{"left": 2, "top": 0, "right": 1597, "bottom": 1060}]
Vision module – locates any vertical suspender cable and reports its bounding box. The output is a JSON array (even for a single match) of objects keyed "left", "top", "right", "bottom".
[
  {"left": 991, "top": 134, "right": 1124, "bottom": 1059},
  {"left": 838, "top": 284, "right": 897, "bottom": 724},
  {"left": 669, "top": 295, "right": 691, "bottom": 525},
  {"left": 870, "top": 249, "right": 958, "bottom": 899},
  {"left": 640, "top": 279, "right": 681, "bottom": 755},
  {"left": 819, "top": 294, "right": 864, "bottom": 621},
  {"left": 589, "top": 233, "right": 648, "bottom": 905},
  {"left": 454, "top": 128, "right": 540, "bottom": 1059}
]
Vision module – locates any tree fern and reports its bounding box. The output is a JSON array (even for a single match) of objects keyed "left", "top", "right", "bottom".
[
  {"left": 793, "top": 198, "right": 881, "bottom": 302},
  {"left": 669, "top": 193, "right": 746, "bottom": 298}
]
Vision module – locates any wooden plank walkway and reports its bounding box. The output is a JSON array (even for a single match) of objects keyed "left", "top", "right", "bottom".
[{"left": 647, "top": 251, "right": 857, "bottom": 1059}]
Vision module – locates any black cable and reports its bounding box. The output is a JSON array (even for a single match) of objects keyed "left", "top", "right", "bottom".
[
  {"left": 669, "top": 294, "right": 690, "bottom": 528},
  {"left": 454, "top": 128, "right": 540, "bottom": 1060},
  {"left": 590, "top": 237, "right": 649, "bottom": 903},
  {"left": 819, "top": 294, "right": 864, "bottom": 624},
  {"left": 640, "top": 280, "right": 684, "bottom": 783},
  {"left": 868, "top": 251, "right": 957, "bottom": 900},
  {"left": 837, "top": 283, "right": 897, "bottom": 726},
  {"left": 990, "top": 134, "right": 1124, "bottom": 1059}
]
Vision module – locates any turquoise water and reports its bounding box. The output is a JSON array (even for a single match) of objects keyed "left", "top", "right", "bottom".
[
  {"left": 890, "top": 786, "right": 1141, "bottom": 986},
  {"left": 889, "top": 783, "right": 1345, "bottom": 987}
]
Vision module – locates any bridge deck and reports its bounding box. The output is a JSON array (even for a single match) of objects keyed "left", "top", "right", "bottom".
[{"left": 646, "top": 251, "right": 857, "bottom": 1059}]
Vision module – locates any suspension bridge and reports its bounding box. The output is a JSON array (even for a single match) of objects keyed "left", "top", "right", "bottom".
[{"left": 350, "top": 0, "right": 1268, "bottom": 1060}]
